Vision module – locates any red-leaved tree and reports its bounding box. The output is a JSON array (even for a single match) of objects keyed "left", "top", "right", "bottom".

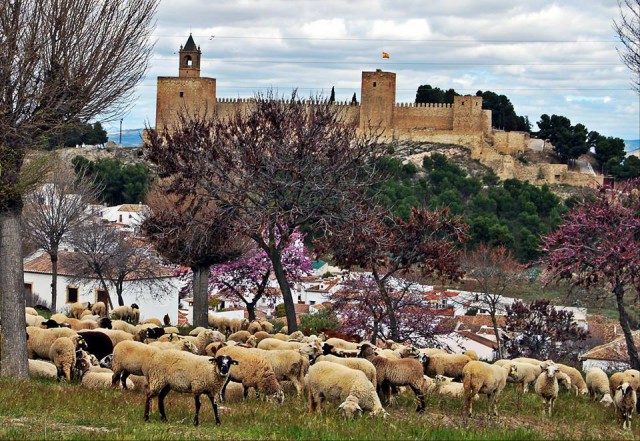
[
  {"left": 538, "top": 180, "right": 640, "bottom": 369},
  {"left": 317, "top": 206, "right": 469, "bottom": 341}
]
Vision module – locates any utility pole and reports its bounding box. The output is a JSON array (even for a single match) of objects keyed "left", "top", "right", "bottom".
[{"left": 119, "top": 118, "right": 123, "bottom": 148}]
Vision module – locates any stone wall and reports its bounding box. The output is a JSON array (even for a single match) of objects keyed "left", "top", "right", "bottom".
[
  {"left": 156, "top": 77, "right": 216, "bottom": 131},
  {"left": 393, "top": 103, "right": 454, "bottom": 130},
  {"left": 493, "top": 131, "right": 529, "bottom": 155}
]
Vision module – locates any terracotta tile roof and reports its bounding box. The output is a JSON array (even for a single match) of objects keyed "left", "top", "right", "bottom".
[
  {"left": 434, "top": 317, "right": 458, "bottom": 334},
  {"left": 177, "top": 311, "right": 190, "bottom": 327},
  {"left": 423, "top": 290, "right": 460, "bottom": 300},
  {"left": 456, "top": 314, "right": 506, "bottom": 332},
  {"left": 118, "top": 204, "right": 148, "bottom": 212},
  {"left": 587, "top": 314, "right": 622, "bottom": 343},
  {"left": 580, "top": 330, "right": 640, "bottom": 362},
  {"left": 457, "top": 329, "right": 499, "bottom": 350},
  {"left": 294, "top": 303, "right": 310, "bottom": 314}
]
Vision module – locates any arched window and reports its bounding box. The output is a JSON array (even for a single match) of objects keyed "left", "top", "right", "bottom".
[{"left": 184, "top": 55, "right": 192, "bottom": 67}]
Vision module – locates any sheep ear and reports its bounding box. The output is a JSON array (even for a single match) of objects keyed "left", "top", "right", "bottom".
[{"left": 231, "top": 359, "right": 239, "bottom": 365}]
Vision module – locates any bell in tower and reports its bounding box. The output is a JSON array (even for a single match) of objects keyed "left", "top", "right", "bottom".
[{"left": 179, "top": 34, "right": 201, "bottom": 78}]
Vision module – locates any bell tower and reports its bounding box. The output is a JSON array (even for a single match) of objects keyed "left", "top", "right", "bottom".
[{"left": 179, "top": 34, "right": 201, "bottom": 78}]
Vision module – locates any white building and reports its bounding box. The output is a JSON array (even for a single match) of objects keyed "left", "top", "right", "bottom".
[
  {"left": 23, "top": 250, "right": 181, "bottom": 324},
  {"left": 86, "top": 203, "right": 149, "bottom": 228}
]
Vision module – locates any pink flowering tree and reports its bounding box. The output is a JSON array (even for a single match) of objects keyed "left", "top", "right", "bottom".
[
  {"left": 538, "top": 180, "right": 640, "bottom": 369},
  {"left": 182, "top": 229, "right": 312, "bottom": 321},
  {"left": 329, "top": 273, "right": 440, "bottom": 345}
]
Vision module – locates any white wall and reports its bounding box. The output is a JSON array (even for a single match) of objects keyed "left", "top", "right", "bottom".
[{"left": 24, "top": 271, "right": 180, "bottom": 324}]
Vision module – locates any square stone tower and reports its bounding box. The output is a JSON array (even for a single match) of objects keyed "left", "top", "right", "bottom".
[
  {"left": 360, "top": 70, "right": 396, "bottom": 130},
  {"left": 155, "top": 35, "right": 216, "bottom": 131}
]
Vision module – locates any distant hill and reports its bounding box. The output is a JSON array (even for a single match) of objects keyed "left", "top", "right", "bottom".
[
  {"left": 106, "top": 129, "right": 143, "bottom": 147},
  {"left": 625, "top": 139, "right": 640, "bottom": 152}
]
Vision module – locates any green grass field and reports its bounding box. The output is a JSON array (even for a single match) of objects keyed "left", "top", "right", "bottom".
[{"left": 0, "top": 377, "right": 636, "bottom": 440}]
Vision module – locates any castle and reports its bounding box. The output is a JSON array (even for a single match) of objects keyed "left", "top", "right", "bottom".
[{"left": 155, "top": 36, "right": 601, "bottom": 188}]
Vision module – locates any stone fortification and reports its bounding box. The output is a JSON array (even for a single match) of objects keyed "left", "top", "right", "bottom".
[{"left": 154, "top": 36, "right": 599, "bottom": 188}]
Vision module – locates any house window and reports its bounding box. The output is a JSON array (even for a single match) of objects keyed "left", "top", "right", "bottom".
[
  {"left": 309, "top": 300, "right": 316, "bottom": 305},
  {"left": 119, "top": 214, "right": 123, "bottom": 223},
  {"left": 373, "top": 82, "right": 377, "bottom": 87},
  {"left": 67, "top": 286, "right": 79, "bottom": 303},
  {"left": 95, "top": 289, "right": 109, "bottom": 310},
  {"left": 24, "top": 283, "right": 34, "bottom": 307},
  {"left": 180, "top": 91, "right": 184, "bottom": 97}
]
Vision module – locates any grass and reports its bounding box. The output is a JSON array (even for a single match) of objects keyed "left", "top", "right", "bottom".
[{"left": 0, "top": 377, "right": 637, "bottom": 440}]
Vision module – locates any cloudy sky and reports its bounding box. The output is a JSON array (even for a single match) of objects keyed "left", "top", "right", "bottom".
[{"left": 108, "top": 0, "right": 640, "bottom": 142}]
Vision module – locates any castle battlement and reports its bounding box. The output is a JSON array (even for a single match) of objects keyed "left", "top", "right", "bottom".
[{"left": 395, "top": 102, "right": 453, "bottom": 108}]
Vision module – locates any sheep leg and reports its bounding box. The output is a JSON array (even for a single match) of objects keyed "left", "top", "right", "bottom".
[
  {"left": 487, "top": 392, "right": 498, "bottom": 416},
  {"left": 410, "top": 385, "right": 426, "bottom": 413},
  {"left": 206, "top": 392, "right": 221, "bottom": 425},
  {"left": 219, "top": 377, "right": 231, "bottom": 402},
  {"left": 308, "top": 388, "right": 317, "bottom": 413},
  {"left": 157, "top": 385, "right": 171, "bottom": 422},
  {"left": 112, "top": 371, "right": 121, "bottom": 388},
  {"left": 193, "top": 394, "right": 201, "bottom": 426},
  {"left": 144, "top": 390, "right": 157, "bottom": 421},
  {"left": 121, "top": 371, "right": 131, "bottom": 390}
]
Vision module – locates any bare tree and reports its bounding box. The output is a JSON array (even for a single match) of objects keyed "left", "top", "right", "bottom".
[
  {"left": 69, "top": 219, "right": 174, "bottom": 309},
  {"left": 0, "top": 0, "right": 158, "bottom": 378},
  {"left": 142, "top": 182, "right": 249, "bottom": 328},
  {"left": 145, "top": 92, "right": 386, "bottom": 332},
  {"left": 22, "top": 162, "right": 98, "bottom": 310},
  {"left": 459, "top": 244, "right": 524, "bottom": 359},
  {"left": 614, "top": 0, "right": 640, "bottom": 93}
]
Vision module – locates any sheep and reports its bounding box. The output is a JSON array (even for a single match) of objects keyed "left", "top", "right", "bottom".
[
  {"left": 182, "top": 329, "right": 224, "bottom": 355},
  {"left": 338, "top": 394, "right": 363, "bottom": 418},
  {"left": 556, "top": 363, "right": 588, "bottom": 396},
  {"left": 25, "top": 307, "right": 38, "bottom": 316},
  {"left": 69, "top": 302, "right": 89, "bottom": 319},
  {"left": 534, "top": 364, "right": 562, "bottom": 416},
  {"left": 228, "top": 330, "right": 252, "bottom": 344},
  {"left": 82, "top": 370, "right": 136, "bottom": 390},
  {"left": 287, "top": 330, "right": 305, "bottom": 341},
  {"left": 259, "top": 320, "right": 274, "bottom": 334},
  {"left": 28, "top": 359, "right": 58, "bottom": 380},
  {"left": 142, "top": 317, "right": 163, "bottom": 327},
  {"left": 26, "top": 326, "right": 78, "bottom": 360},
  {"left": 207, "top": 314, "right": 230, "bottom": 333},
  {"left": 148, "top": 340, "right": 198, "bottom": 353},
  {"left": 61, "top": 317, "right": 98, "bottom": 331},
  {"left": 80, "top": 314, "right": 101, "bottom": 322},
  {"left": 358, "top": 342, "right": 426, "bottom": 412},
  {"left": 91, "top": 301, "right": 107, "bottom": 317},
  {"left": 215, "top": 345, "right": 284, "bottom": 404},
  {"left": 614, "top": 382, "right": 637, "bottom": 430},
  {"left": 433, "top": 375, "right": 465, "bottom": 398},
  {"left": 462, "top": 360, "right": 518, "bottom": 417},
  {"left": 245, "top": 335, "right": 257, "bottom": 348},
  {"left": 557, "top": 372, "right": 572, "bottom": 393},
  {"left": 464, "top": 350, "right": 479, "bottom": 361},
  {"left": 228, "top": 317, "right": 249, "bottom": 333},
  {"left": 420, "top": 353, "right": 472, "bottom": 381},
  {"left": 307, "top": 360, "right": 387, "bottom": 417},
  {"left": 25, "top": 314, "right": 46, "bottom": 327},
  {"left": 163, "top": 326, "right": 179, "bottom": 335},
  {"left": 315, "top": 354, "right": 377, "bottom": 385},
  {"left": 111, "top": 304, "right": 140, "bottom": 324},
  {"left": 499, "top": 361, "right": 543, "bottom": 393},
  {"left": 49, "top": 313, "right": 70, "bottom": 323},
  {"left": 512, "top": 357, "right": 555, "bottom": 367},
  {"left": 281, "top": 326, "right": 288, "bottom": 334},
  {"left": 249, "top": 348, "right": 310, "bottom": 396},
  {"left": 111, "top": 340, "right": 159, "bottom": 389},
  {"left": 253, "top": 331, "right": 272, "bottom": 343},
  {"left": 247, "top": 321, "right": 263, "bottom": 335},
  {"left": 76, "top": 330, "right": 115, "bottom": 360},
  {"left": 586, "top": 367, "right": 611, "bottom": 402},
  {"left": 610, "top": 369, "right": 640, "bottom": 395},
  {"left": 96, "top": 328, "right": 146, "bottom": 348},
  {"left": 258, "top": 337, "right": 316, "bottom": 351},
  {"left": 143, "top": 350, "right": 237, "bottom": 425},
  {"left": 324, "top": 337, "right": 360, "bottom": 351},
  {"left": 189, "top": 326, "right": 208, "bottom": 336},
  {"left": 49, "top": 335, "right": 87, "bottom": 381},
  {"left": 417, "top": 348, "right": 448, "bottom": 356},
  {"left": 110, "top": 319, "right": 138, "bottom": 334}
]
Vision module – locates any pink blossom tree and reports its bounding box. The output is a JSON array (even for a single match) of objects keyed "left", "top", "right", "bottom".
[
  {"left": 209, "top": 229, "right": 312, "bottom": 321},
  {"left": 329, "top": 273, "right": 441, "bottom": 345},
  {"left": 538, "top": 180, "right": 640, "bottom": 369}
]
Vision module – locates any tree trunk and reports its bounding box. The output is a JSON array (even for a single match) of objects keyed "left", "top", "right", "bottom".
[
  {"left": 490, "top": 312, "right": 503, "bottom": 359},
  {"left": 192, "top": 264, "right": 210, "bottom": 328},
  {"left": 50, "top": 251, "right": 58, "bottom": 311},
  {"left": 270, "top": 249, "right": 297, "bottom": 333},
  {"left": 614, "top": 283, "right": 640, "bottom": 370},
  {"left": 373, "top": 270, "right": 399, "bottom": 341},
  {"left": 246, "top": 301, "right": 256, "bottom": 322},
  {"left": 116, "top": 279, "right": 125, "bottom": 307},
  {"left": 0, "top": 209, "right": 29, "bottom": 378}
]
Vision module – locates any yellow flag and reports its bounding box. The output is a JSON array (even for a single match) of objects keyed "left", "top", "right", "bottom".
[{"left": 382, "top": 52, "right": 390, "bottom": 59}]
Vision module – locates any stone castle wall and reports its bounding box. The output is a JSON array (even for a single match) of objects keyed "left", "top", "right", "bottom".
[
  {"left": 392, "top": 103, "right": 454, "bottom": 130},
  {"left": 156, "top": 77, "right": 216, "bottom": 130}
]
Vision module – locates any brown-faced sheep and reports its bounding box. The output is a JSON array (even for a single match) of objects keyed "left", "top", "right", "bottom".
[
  {"left": 143, "top": 350, "right": 237, "bottom": 426},
  {"left": 307, "top": 360, "right": 387, "bottom": 416},
  {"left": 610, "top": 369, "right": 640, "bottom": 396},
  {"left": 215, "top": 345, "right": 284, "bottom": 404},
  {"left": 358, "top": 342, "right": 426, "bottom": 413},
  {"left": 420, "top": 353, "right": 472, "bottom": 381},
  {"left": 534, "top": 364, "right": 562, "bottom": 416},
  {"left": 614, "top": 382, "right": 637, "bottom": 430},
  {"left": 462, "top": 360, "right": 518, "bottom": 417}
]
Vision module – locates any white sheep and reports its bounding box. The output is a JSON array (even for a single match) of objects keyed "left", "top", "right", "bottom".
[
  {"left": 586, "top": 367, "right": 612, "bottom": 403},
  {"left": 49, "top": 336, "right": 84, "bottom": 381},
  {"left": 498, "top": 361, "right": 543, "bottom": 393},
  {"left": 614, "top": 382, "right": 637, "bottom": 430},
  {"left": 189, "top": 326, "right": 208, "bottom": 336},
  {"left": 111, "top": 340, "right": 159, "bottom": 389},
  {"left": 307, "top": 361, "right": 387, "bottom": 417},
  {"left": 26, "top": 326, "right": 78, "bottom": 360},
  {"left": 69, "top": 302, "right": 89, "bottom": 319},
  {"left": 181, "top": 329, "right": 225, "bottom": 355},
  {"left": 420, "top": 353, "right": 472, "bottom": 380},
  {"left": 249, "top": 348, "right": 310, "bottom": 396},
  {"left": 25, "top": 314, "right": 45, "bottom": 327},
  {"left": 556, "top": 363, "right": 588, "bottom": 396},
  {"left": 534, "top": 364, "right": 562, "bottom": 417},
  {"left": 462, "top": 360, "right": 517, "bottom": 417},
  {"left": 25, "top": 307, "right": 38, "bottom": 316},
  {"left": 143, "top": 350, "right": 237, "bottom": 425},
  {"left": 338, "top": 394, "right": 363, "bottom": 418},
  {"left": 315, "top": 354, "right": 377, "bottom": 385},
  {"left": 28, "top": 359, "right": 58, "bottom": 380},
  {"left": 82, "top": 370, "right": 136, "bottom": 390},
  {"left": 91, "top": 302, "right": 107, "bottom": 317},
  {"left": 323, "top": 337, "right": 360, "bottom": 351}
]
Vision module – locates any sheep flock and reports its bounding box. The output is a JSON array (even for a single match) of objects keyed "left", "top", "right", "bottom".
[{"left": 13, "top": 304, "right": 640, "bottom": 431}]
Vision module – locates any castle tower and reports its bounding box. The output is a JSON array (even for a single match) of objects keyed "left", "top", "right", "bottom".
[
  {"left": 452, "top": 95, "right": 485, "bottom": 132},
  {"left": 179, "top": 34, "right": 201, "bottom": 78},
  {"left": 155, "top": 35, "right": 216, "bottom": 131},
  {"left": 360, "top": 70, "right": 396, "bottom": 130}
]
